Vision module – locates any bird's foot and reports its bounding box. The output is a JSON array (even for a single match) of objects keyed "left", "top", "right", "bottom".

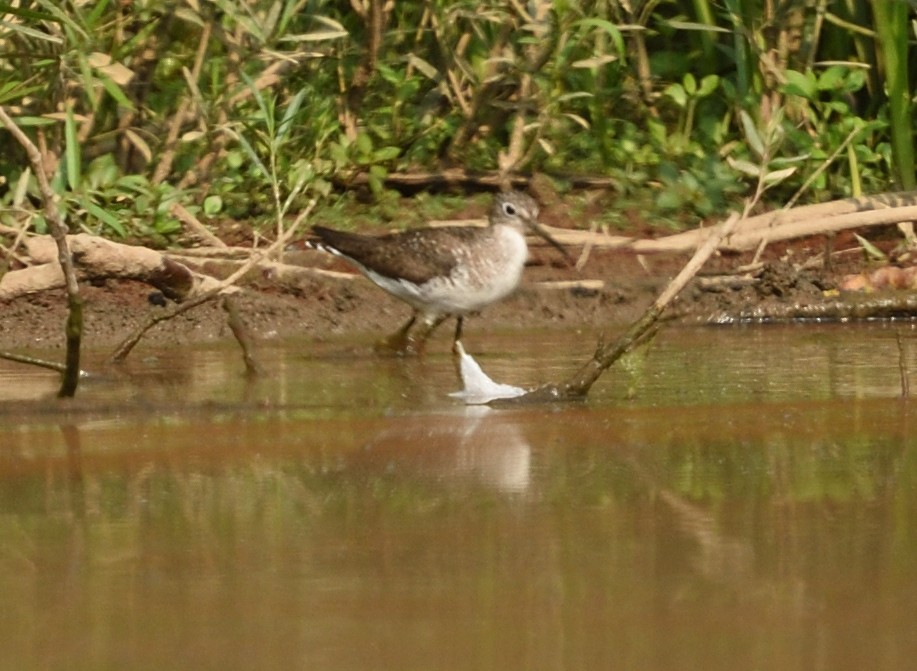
[{"left": 374, "top": 331, "right": 424, "bottom": 357}]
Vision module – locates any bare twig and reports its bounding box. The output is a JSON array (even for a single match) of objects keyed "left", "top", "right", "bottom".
[
  {"left": 0, "top": 350, "right": 71, "bottom": 374},
  {"left": 0, "top": 105, "right": 83, "bottom": 397},
  {"left": 896, "top": 329, "right": 909, "bottom": 398},
  {"left": 222, "top": 294, "right": 263, "bottom": 376},
  {"left": 170, "top": 202, "right": 227, "bottom": 248},
  {"left": 109, "top": 200, "right": 317, "bottom": 363}
]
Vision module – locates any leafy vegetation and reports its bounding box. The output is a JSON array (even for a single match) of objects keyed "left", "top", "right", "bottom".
[{"left": 0, "top": 0, "right": 914, "bottom": 240}]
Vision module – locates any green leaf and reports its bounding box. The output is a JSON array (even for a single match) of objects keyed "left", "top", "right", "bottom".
[
  {"left": 11, "top": 116, "right": 56, "bottom": 127},
  {"left": 98, "top": 74, "right": 134, "bottom": 110},
  {"left": 665, "top": 20, "right": 730, "bottom": 33},
  {"left": 841, "top": 68, "right": 867, "bottom": 93},
  {"left": 33, "top": 0, "right": 88, "bottom": 38},
  {"left": 647, "top": 118, "right": 667, "bottom": 144},
  {"left": 312, "top": 178, "right": 332, "bottom": 198},
  {"left": 329, "top": 142, "right": 349, "bottom": 167},
  {"left": 277, "top": 88, "right": 306, "bottom": 143},
  {"left": 697, "top": 74, "right": 719, "bottom": 98},
  {"left": 726, "top": 156, "right": 761, "bottom": 177},
  {"left": 85, "top": 199, "right": 126, "bottom": 236},
  {"left": 0, "top": 18, "right": 63, "bottom": 43},
  {"left": 154, "top": 218, "right": 182, "bottom": 236},
  {"left": 0, "top": 82, "right": 41, "bottom": 105},
  {"left": 817, "top": 66, "right": 845, "bottom": 91},
  {"left": 226, "top": 150, "right": 245, "bottom": 169},
  {"left": 355, "top": 132, "right": 373, "bottom": 158},
  {"left": 367, "top": 164, "right": 386, "bottom": 196},
  {"left": 240, "top": 70, "right": 272, "bottom": 135},
  {"left": 0, "top": 2, "right": 58, "bottom": 23},
  {"left": 762, "top": 166, "right": 797, "bottom": 185},
  {"left": 571, "top": 54, "right": 618, "bottom": 68},
  {"left": 739, "top": 111, "right": 765, "bottom": 159},
  {"left": 204, "top": 195, "right": 223, "bottom": 216},
  {"left": 782, "top": 69, "right": 816, "bottom": 99},
  {"left": 85, "top": 154, "right": 119, "bottom": 190},
  {"left": 373, "top": 146, "right": 401, "bottom": 162},
  {"left": 664, "top": 83, "right": 687, "bottom": 108},
  {"left": 572, "top": 18, "right": 626, "bottom": 57},
  {"left": 233, "top": 129, "right": 271, "bottom": 181},
  {"left": 655, "top": 188, "right": 683, "bottom": 210}
]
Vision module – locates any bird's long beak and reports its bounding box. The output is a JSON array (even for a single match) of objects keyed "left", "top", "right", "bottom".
[{"left": 528, "top": 219, "right": 573, "bottom": 265}]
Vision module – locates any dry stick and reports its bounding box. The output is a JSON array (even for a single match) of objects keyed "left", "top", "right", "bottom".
[
  {"left": 109, "top": 200, "right": 317, "bottom": 364},
  {"left": 0, "top": 106, "right": 83, "bottom": 397},
  {"left": 498, "top": 212, "right": 742, "bottom": 405},
  {"left": 0, "top": 350, "right": 69, "bottom": 374},
  {"left": 221, "top": 294, "right": 262, "bottom": 376},
  {"left": 621, "top": 190, "right": 917, "bottom": 254},
  {"left": 429, "top": 192, "right": 917, "bottom": 254},
  {"left": 896, "top": 330, "right": 909, "bottom": 398},
  {"left": 170, "top": 202, "right": 227, "bottom": 248}
]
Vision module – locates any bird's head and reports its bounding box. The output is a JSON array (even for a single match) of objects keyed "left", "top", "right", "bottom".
[{"left": 491, "top": 191, "right": 570, "bottom": 263}]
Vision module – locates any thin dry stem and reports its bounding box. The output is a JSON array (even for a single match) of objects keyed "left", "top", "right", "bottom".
[
  {"left": 109, "top": 200, "right": 317, "bottom": 363},
  {"left": 0, "top": 105, "right": 83, "bottom": 397}
]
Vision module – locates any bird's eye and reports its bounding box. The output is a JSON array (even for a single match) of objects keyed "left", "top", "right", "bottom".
[{"left": 502, "top": 203, "right": 517, "bottom": 217}]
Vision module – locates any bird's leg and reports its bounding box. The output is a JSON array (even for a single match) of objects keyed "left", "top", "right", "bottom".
[
  {"left": 375, "top": 312, "right": 449, "bottom": 356},
  {"left": 375, "top": 312, "right": 417, "bottom": 355},
  {"left": 408, "top": 314, "right": 447, "bottom": 356},
  {"left": 451, "top": 316, "right": 465, "bottom": 355}
]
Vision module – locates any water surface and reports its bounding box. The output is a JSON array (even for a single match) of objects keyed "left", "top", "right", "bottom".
[{"left": 1, "top": 324, "right": 916, "bottom": 670}]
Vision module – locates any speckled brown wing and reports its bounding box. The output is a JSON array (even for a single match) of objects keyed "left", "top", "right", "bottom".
[{"left": 311, "top": 226, "right": 486, "bottom": 285}]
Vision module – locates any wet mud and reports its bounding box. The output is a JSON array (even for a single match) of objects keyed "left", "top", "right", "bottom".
[{"left": 0, "top": 224, "right": 896, "bottom": 353}]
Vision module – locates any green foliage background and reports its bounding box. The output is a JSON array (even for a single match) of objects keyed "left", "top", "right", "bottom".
[{"left": 0, "top": 0, "right": 914, "bottom": 239}]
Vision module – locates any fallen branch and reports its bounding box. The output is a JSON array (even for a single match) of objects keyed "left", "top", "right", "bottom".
[
  {"left": 702, "top": 291, "right": 917, "bottom": 323},
  {"left": 431, "top": 191, "right": 917, "bottom": 256},
  {"left": 1, "top": 234, "right": 214, "bottom": 301},
  {"left": 0, "top": 350, "right": 72, "bottom": 374}
]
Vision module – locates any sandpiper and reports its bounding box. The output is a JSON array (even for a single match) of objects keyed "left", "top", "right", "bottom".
[{"left": 310, "top": 191, "right": 565, "bottom": 354}]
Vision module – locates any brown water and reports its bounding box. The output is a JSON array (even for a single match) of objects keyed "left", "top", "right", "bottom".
[{"left": 2, "top": 324, "right": 917, "bottom": 670}]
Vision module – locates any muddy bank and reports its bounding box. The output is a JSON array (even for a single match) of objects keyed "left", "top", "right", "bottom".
[{"left": 0, "top": 231, "right": 880, "bottom": 354}]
